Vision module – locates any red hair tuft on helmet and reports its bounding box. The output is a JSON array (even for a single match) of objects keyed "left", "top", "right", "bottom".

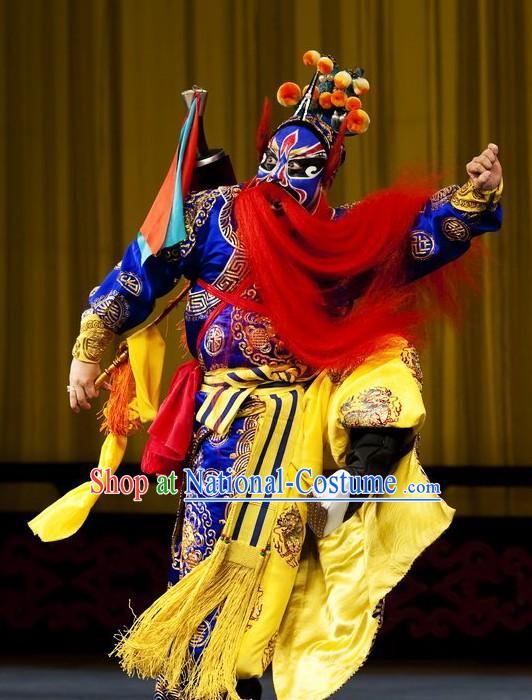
[
  {"left": 256, "top": 97, "right": 272, "bottom": 161},
  {"left": 322, "top": 116, "right": 348, "bottom": 189}
]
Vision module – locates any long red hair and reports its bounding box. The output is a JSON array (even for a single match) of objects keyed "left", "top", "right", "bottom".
[{"left": 235, "top": 180, "right": 466, "bottom": 370}]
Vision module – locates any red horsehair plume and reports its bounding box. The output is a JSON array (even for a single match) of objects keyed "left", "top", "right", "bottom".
[
  {"left": 323, "top": 116, "right": 349, "bottom": 189},
  {"left": 235, "top": 179, "right": 480, "bottom": 371},
  {"left": 256, "top": 97, "right": 271, "bottom": 161}
]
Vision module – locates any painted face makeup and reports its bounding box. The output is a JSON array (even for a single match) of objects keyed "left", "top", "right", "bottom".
[{"left": 255, "top": 124, "right": 328, "bottom": 209}]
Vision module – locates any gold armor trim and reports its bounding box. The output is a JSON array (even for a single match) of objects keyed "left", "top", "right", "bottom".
[
  {"left": 72, "top": 312, "right": 114, "bottom": 364},
  {"left": 450, "top": 177, "right": 503, "bottom": 214}
]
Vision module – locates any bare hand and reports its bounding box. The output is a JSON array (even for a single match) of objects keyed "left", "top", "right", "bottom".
[
  {"left": 68, "top": 358, "right": 102, "bottom": 413},
  {"left": 466, "top": 143, "right": 502, "bottom": 191}
]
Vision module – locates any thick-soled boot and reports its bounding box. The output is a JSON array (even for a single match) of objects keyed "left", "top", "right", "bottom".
[{"left": 236, "top": 677, "right": 262, "bottom": 700}]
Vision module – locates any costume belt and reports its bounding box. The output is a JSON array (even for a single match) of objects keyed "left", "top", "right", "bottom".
[{"left": 196, "top": 364, "right": 310, "bottom": 436}]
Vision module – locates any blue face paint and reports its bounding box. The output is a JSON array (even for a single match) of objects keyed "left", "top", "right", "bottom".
[{"left": 256, "top": 125, "right": 328, "bottom": 209}]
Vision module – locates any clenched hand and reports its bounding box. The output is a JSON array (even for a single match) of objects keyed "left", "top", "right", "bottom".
[{"left": 466, "top": 143, "right": 502, "bottom": 191}]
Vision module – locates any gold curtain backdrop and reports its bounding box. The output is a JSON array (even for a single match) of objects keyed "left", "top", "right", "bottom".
[{"left": 1, "top": 0, "right": 531, "bottom": 482}]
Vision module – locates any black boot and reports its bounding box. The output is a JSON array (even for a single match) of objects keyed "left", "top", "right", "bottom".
[{"left": 236, "top": 677, "right": 262, "bottom": 700}]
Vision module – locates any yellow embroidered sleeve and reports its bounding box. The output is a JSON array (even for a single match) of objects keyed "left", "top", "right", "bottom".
[
  {"left": 72, "top": 311, "right": 115, "bottom": 364},
  {"left": 326, "top": 340, "right": 426, "bottom": 468},
  {"left": 450, "top": 177, "right": 503, "bottom": 215}
]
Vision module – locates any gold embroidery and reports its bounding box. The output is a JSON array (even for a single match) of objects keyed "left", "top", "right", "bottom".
[
  {"left": 181, "top": 189, "right": 217, "bottom": 257},
  {"left": 410, "top": 230, "right": 435, "bottom": 260},
  {"left": 450, "top": 178, "right": 503, "bottom": 215},
  {"left": 185, "top": 251, "right": 248, "bottom": 327},
  {"left": 203, "top": 323, "right": 225, "bottom": 357},
  {"left": 241, "top": 283, "right": 261, "bottom": 302},
  {"left": 186, "top": 287, "right": 220, "bottom": 320},
  {"left": 441, "top": 216, "right": 471, "bottom": 241},
  {"left": 328, "top": 367, "right": 350, "bottom": 385},
  {"left": 246, "top": 584, "right": 264, "bottom": 630},
  {"left": 231, "top": 307, "right": 296, "bottom": 367},
  {"left": 179, "top": 501, "right": 218, "bottom": 574},
  {"left": 229, "top": 411, "right": 262, "bottom": 480},
  {"left": 430, "top": 185, "right": 459, "bottom": 211},
  {"left": 72, "top": 313, "right": 114, "bottom": 363},
  {"left": 340, "top": 386, "right": 402, "bottom": 428},
  {"left": 183, "top": 185, "right": 240, "bottom": 254},
  {"left": 262, "top": 631, "right": 278, "bottom": 672},
  {"left": 218, "top": 185, "right": 242, "bottom": 247},
  {"left": 91, "top": 290, "right": 130, "bottom": 332},
  {"left": 117, "top": 270, "right": 142, "bottom": 296},
  {"left": 179, "top": 457, "right": 218, "bottom": 575},
  {"left": 401, "top": 345, "right": 424, "bottom": 389},
  {"left": 273, "top": 504, "right": 304, "bottom": 568},
  {"left": 186, "top": 189, "right": 217, "bottom": 230},
  {"left": 307, "top": 501, "right": 328, "bottom": 538},
  {"left": 214, "top": 247, "right": 248, "bottom": 292},
  {"left": 333, "top": 200, "right": 359, "bottom": 218}
]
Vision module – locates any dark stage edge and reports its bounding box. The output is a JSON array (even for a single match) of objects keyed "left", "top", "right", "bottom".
[{"left": 1, "top": 658, "right": 532, "bottom": 700}]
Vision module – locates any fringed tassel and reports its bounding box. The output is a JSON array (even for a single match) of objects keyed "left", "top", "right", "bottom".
[
  {"left": 183, "top": 554, "right": 263, "bottom": 700},
  {"left": 112, "top": 539, "right": 265, "bottom": 700},
  {"left": 99, "top": 357, "right": 141, "bottom": 437}
]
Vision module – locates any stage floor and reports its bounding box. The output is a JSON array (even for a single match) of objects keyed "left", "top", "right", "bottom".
[{"left": 1, "top": 658, "right": 532, "bottom": 699}]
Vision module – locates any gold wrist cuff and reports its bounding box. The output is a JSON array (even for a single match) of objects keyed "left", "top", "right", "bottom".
[
  {"left": 451, "top": 177, "right": 503, "bottom": 214},
  {"left": 72, "top": 312, "right": 115, "bottom": 364}
]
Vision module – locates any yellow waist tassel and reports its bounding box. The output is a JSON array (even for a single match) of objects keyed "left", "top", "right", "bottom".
[{"left": 113, "top": 375, "right": 308, "bottom": 700}]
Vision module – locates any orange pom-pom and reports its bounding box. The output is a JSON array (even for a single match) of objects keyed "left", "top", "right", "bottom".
[
  {"left": 331, "top": 89, "right": 346, "bottom": 108},
  {"left": 303, "top": 50, "right": 321, "bottom": 66},
  {"left": 303, "top": 84, "right": 320, "bottom": 102},
  {"left": 277, "top": 82, "right": 302, "bottom": 107},
  {"left": 333, "top": 70, "right": 352, "bottom": 89},
  {"left": 346, "top": 96, "right": 362, "bottom": 111},
  {"left": 353, "top": 77, "right": 370, "bottom": 95},
  {"left": 318, "top": 91, "right": 333, "bottom": 109},
  {"left": 345, "top": 108, "right": 370, "bottom": 134},
  {"left": 317, "top": 56, "right": 334, "bottom": 75}
]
